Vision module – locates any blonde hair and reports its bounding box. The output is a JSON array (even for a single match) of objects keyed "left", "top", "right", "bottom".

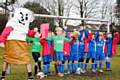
[
  {"left": 99, "top": 32, "right": 104, "bottom": 36},
  {"left": 55, "top": 27, "right": 63, "bottom": 32},
  {"left": 74, "top": 31, "right": 80, "bottom": 38}
]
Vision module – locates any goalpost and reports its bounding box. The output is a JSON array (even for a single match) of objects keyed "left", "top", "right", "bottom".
[{"left": 34, "top": 14, "right": 110, "bottom": 33}]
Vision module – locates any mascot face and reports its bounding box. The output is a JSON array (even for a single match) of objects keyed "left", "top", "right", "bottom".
[{"left": 13, "top": 8, "right": 34, "bottom": 25}]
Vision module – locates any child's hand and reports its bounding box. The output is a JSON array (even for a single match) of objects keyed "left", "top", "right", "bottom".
[
  {"left": 99, "top": 32, "right": 103, "bottom": 35},
  {"left": 0, "top": 43, "right": 5, "bottom": 48},
  {"left": 35, "top": 32, "right": 41, "bottom": 38},
  {"left": 107, "top": 33, "right": 112, "bottom": 38},
  {"left": 38, "top": 57, "right": 42, "bottom": 61},
  {"left": 52, "top": 32, "right": 54, "bottom": 36},
  {"left": 80, "top": 26, "right": 84, "bottom": 30},
  {"left": 34, "top": 27, "right": 38, "bottom": 32}
]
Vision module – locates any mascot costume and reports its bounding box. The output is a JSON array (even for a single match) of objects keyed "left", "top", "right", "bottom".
[{"left": 0, "top": 8, "right": 34, "bottom": 80}]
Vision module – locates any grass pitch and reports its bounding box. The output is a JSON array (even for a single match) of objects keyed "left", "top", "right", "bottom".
[{"left": 0, "top": 45, "right": 120, "bottom": 80}]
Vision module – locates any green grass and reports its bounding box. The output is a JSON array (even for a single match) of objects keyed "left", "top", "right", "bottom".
[{"left": 0, "top": 45, "right": 120, "bottom": 80}]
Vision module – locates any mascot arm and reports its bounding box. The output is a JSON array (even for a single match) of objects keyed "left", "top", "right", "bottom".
[{"left": 0, "top": 26, "right": 13, "bottom": 42}]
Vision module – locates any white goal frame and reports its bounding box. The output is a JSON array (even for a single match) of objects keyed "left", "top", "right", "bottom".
[{"left": 34, "top": 14, "right": 110, "bottom": 33}]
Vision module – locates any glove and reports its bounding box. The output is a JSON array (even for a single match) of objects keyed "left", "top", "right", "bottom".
[{"left": 27, "top": 29, "right": 36, "bottom": 37}]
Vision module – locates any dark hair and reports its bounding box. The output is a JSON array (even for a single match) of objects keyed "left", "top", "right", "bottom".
[{"left": 78, "top": 24, "right": 84, "bottom": 26}]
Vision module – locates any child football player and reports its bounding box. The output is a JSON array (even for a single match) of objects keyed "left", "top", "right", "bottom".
[
  {"left": 105, "top": 32, "right": 119, "bottom": 71},
  {"left": 68, "top": 31, "right": 80, "bottom": 74},
  {"left": 84, "top": 33, "right": 96, "bottom": 72},
  {"left": 26, "top": 28, "right": 42, "bottom": 76},
  {"left": 96, "top": 32, "right": 106, "bottom": 73},
  {"left": 40, "top": 32, "right": 52, "bottom": 75},
  {"left": 78, "top": 25, "right": 88, "bottom": 73},
  {"left": 46, "top": 27, "right": 73, "bottom": 77}
]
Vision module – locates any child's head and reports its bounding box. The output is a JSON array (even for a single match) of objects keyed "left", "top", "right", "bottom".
[
  {"left": 34, "top": 27, "right": 38, "bottom": 32},
  {"left": 68, "top": 29, "right": 74, "bottom": 36},
  {"left": 99, "top": 32, "right": 104, "bottom": 40},
  {"left": 34, "top": 32, "right": 41, "bottom": 38},
  {"left": 74, "top": 29, "right": 77, "bottom": 32},
  {"left": 79, "top": 24, "right": 85, "bottom": 30},
  {"left": 55, "top": 27, "right": 63, "bottom": 36},
  {"left": 92, "top": 34, "right": 95, "bottom": 39},
  {"left": 63, "top": 31, "right": 66, "bottom": 36},
  {"left": 33, "top": 27, "right": 41, "bottom": 38},
  {"left": 107, "top": 33, "right": 112, "bottom": 38}
]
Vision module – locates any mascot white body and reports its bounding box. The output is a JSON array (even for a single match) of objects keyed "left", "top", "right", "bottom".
[
  {"left": 0, "top": 8, "right": 34, "bottom": 80},
  {"left": 7, "top": 8, "right": 34, "bottom": 41}
]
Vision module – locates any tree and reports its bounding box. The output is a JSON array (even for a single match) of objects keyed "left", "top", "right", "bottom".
[
  {"left": 0, "top": 14, "right": 8, "bottom": 34},
  {"left": 114, "top": 2, "right": 120, "bottom": 24},
  {"left": 35, "top": 0, "right": 73, "bottom": 27},
  {"left": 0, "top": 0, "right": 15, "bottom": 12},
  {"left": 114, "top": 0, "right": 120, "bottom": 31},
  {"left": 100, "top": 0, "right": 114, "bottom": 22},
  {"left": 0, "top": 0, "right": 16, "bottom": 33},
  {"left": 24, "top": 2, "right": 55, "bottom": 31},
  {"left": 72, "top": 0, "right": 100, "bottom": 25}
]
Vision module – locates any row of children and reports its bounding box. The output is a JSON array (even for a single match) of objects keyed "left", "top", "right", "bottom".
[{"left": 26, "top": 25, "right": 119, "bottom": 77}]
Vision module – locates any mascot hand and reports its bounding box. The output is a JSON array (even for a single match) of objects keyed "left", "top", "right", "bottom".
[{"left": 0, "top": 43, "right": 5, "bottom": 48}]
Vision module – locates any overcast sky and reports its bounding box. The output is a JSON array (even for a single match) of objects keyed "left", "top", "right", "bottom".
[{"left": 0, "top": 0, "right": 117, "bottom": 8}]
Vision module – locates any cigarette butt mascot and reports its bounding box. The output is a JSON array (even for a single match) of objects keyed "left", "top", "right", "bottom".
[{"left": 0, "top": 8, "right": 35, "bottom": 80}]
